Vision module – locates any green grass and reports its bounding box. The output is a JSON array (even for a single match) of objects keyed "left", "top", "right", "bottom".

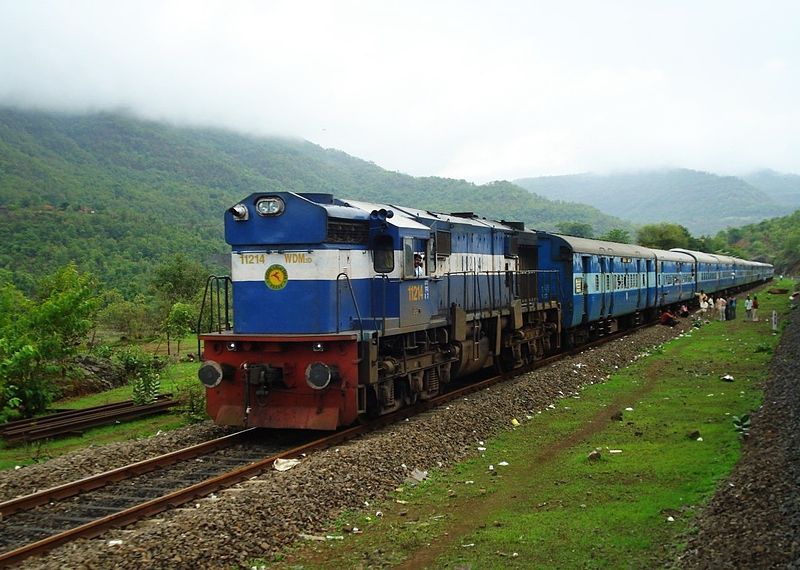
[{"left": 272, "top": 280, "right": 794, "bottom": 569}]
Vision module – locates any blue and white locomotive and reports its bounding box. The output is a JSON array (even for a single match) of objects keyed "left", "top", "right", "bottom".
[{"left": 198, "top": 192, "right": 772, "bottom": 430}]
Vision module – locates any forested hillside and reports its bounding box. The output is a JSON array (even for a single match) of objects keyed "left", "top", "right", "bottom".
[
  {"left": 714, "top": 209, "right": 800, "bottom": 274},
  {"left": 0, "top": 108, "right": 630, "bottom": 296},
  {"left": 514, "top": 169, "right": 792, "bottom": 235}
]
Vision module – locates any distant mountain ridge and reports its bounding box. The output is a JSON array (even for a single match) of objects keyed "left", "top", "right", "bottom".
[
  {"left": 741, "top": 170, "right": 800, "bottom": 210},
  {"left": 514, "top": 169, "right": 797, "bottom": 235},
  {"left": 0, "top": 107, "right": 630, "bottom": 296}
]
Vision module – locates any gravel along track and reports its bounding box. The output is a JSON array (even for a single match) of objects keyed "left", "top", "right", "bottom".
[
  {"left": 3, "top": 311, "right": 796, "bottom": 569},
  {"left": 0, "top": 423, "right": 236, "bottom": 503},
  {"left": 0, "top": 437, "right": 298, "bottom": 554}
]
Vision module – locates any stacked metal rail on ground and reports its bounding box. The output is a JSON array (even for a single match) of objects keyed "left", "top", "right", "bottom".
[{"left": 0, "top": 396, "right": 178, "bottom": 444}]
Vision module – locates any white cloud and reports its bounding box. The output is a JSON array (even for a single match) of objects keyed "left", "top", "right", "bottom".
[{"left": 1, "top": 0, "right": 799, "bottom": 182}]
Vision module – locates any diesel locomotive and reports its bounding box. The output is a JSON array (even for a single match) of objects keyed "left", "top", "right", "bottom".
[{"left": 197, "top": 192, "right": 773, "bottom": 430}]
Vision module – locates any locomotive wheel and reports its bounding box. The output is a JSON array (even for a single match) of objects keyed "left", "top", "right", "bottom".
[
  {"left": 402, "top": 379, "right": 418, "bottom": 406},
  {"left": 364, "top": 386, "right": 381, "bottom": 420},
  {"left": 494, "top": 350, "right": 514, "bottom": 373}
]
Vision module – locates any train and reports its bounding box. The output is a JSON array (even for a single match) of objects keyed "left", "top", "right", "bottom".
[{"left": 197, "top": 191, "right": 773, "bottom": 430}]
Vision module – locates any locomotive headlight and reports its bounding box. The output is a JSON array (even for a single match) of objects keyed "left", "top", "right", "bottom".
[
  {"left": 312, "top": 342, "right": 325, "bottom": 352},
  {"left": 255, "top": 196, "right": 285, "bottom": 216},
  {"left": 229, "top": 203, "right": 249, "bottom": 221},
  {"left": 198, "top": 361, "right": 224, "bottom": 388},
  {"left": 305, "top": 362, "right": 339, "bottom": 390}
]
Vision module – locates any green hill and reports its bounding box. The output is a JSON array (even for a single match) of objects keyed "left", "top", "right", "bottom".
[
  {"left": 715, "top": 209, "right": 800, "bottom": 274},
  {"left": 514, "top": 169, "right": 789, "bottom": 235},
  {"left": 0, "top": 108, "right": 630, "bottom": 296},
  {"left": 741, "top": 170, "right": 800, "bottom": 210}
]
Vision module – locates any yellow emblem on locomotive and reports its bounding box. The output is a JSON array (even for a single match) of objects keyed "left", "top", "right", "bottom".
[{"left": 264, "top": 264, "right": 288, "bottom": 290}]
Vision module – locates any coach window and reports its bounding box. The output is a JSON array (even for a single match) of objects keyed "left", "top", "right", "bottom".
[{"left": 373, "top": 235, "right": 394, "bottom": 274}]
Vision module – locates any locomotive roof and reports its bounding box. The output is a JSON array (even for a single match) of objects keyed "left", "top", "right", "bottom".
[
  {"left": 344, "top": 199, "right": 432, "bottom": 230},
  {"left": 390, "top": 204, "right": 513, "bottom": 230},
  {"left": 345, "top": 200, "right": 521, "bottom": 232}
]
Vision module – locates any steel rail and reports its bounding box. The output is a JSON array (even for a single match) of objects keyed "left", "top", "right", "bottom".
[
  {"left": 0, "top": 428, "right": 257, "bottom": 517},
  {"left": 1, "top": 400, "right": 179, "bottom": 444},
  {"left": 0, "top": 396, "right": 174, "bottom": 436}
]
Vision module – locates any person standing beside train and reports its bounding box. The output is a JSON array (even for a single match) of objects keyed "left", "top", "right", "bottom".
[
  {"left": 716, "top": 296, "right": 727, "bottom": 322},
  {"left": 744, "top": 295, "right": 753, "bottom": 320},
  {"left": 752, "top": 295, "right": 759, "bottom": 321}
]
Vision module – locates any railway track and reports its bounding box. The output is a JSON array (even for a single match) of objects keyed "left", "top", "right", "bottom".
[
  {"left": 0, "top": 428, "right": 303, "bottom": 565},
  {"left": 0, "top": 324, "right": 645, "bottom": 566},
  {"left": 0, "top": 396, "right": 179, "bottom": 444}
]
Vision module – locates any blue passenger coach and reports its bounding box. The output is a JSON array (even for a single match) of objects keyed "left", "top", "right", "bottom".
[
  {"left": 652, "top": 249, "right": 695, "bottom": 306},
  {"left": 536, "top": 234, "right": 657, "bottom": 344}
]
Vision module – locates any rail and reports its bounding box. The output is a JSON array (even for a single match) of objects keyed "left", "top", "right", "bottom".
[
  {"left": 0, "top": 396, "right": 178, "bottom": 444},
  {"left": 197, "top": 275, "right": 233, "bottom": 358},
  {"left": 443, "top": 269, "right": 561, "bottom": 314},
  {"left": 336, "top": 272, "right": 365, "bottom": 339},
  {"left": 371, "top": 274, "right": 389, "bottom": 334}
]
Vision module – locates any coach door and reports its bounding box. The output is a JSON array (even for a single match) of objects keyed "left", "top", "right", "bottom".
[
  {"left": 599, "top": 257, "right": 608, "bottom": 317},
  {"left": 636, "top": 259, "right": 643, "bottom": 308},
  {"left": 580, "top": 256, "right": 591, "bottom": 323}
]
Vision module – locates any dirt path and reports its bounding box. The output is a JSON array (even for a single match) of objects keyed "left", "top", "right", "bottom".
[{"left": 397, "top": 359, "right": 671, "bottom": 569}]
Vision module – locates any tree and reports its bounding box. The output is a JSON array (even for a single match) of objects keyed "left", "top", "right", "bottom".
[
  {"left": 99, "top": 292, "right": 159, "bottom": 339},
  {"left": 28, "top": 264, "right": 102, "bottom": 362},
  {"left": 150, "top": 254, "right": 207, "bottom": 308},
  {"left": 166, "top": 302, "right": 197, "bottom": 355},
  {"left": 0, "top": 265, "right": 101, "bottom": 418},
  {"left": 599, "top": 228, "right": 631, "bottom": 244},
  {"left": 636, "top": 223, "right": 692, "bottom": 250},
  {"left": 556, "top": 221, "right": 594, "bottom": 238}
]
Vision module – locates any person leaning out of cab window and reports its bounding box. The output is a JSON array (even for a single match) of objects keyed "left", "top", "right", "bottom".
[{"left": 413, "top": 253, "right": 424, "bottom": 277}]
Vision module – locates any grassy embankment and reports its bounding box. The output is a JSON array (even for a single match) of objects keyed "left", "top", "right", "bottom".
[
  {"left": 0, "top": 343, "right": 202, "bottom": 471},
  {"left": 271, "top": 280, "right": 794, "bottom": 569}
]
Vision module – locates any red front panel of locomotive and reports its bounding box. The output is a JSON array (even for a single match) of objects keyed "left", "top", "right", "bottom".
[{"left": 200, "top": 334, "right": 360, "bottom": 430}]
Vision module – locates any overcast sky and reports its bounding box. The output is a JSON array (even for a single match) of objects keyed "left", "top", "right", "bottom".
[{"left": 1, "top": 0, "right": 798, "bottom": 183}]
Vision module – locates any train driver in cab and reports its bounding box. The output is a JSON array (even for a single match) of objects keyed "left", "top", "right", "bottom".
[{"left": 414, "top": 253, "right": 425, "bottom": 278}]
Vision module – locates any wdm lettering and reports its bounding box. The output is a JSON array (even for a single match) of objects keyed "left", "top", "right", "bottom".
[{"left": 284, "top": 253, "right": 313, "bottom": 264}]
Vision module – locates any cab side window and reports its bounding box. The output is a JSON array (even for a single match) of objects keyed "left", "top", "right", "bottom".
[
  {"left": 403, "top": 239, "right": 416, "bottom": 279},
  {"left": 403, "top": 238, "right": 428, "bottom": 279},
  {"left": 373, "top": 235, "right": 394, "bottom": 273}
]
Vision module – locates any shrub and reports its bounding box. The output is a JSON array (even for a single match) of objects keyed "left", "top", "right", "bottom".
[
  {"left": 177, "top": 383, "right": 207, "bottom": 423},
  {"left": 131, "top": 367, "right": 161, "bottom": 406},
  {"left": 733, "top": 414, "right": 751, "bottom": 439},
  {"left": 754, "top": 343, "right": 773, "bottom": 354}
]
